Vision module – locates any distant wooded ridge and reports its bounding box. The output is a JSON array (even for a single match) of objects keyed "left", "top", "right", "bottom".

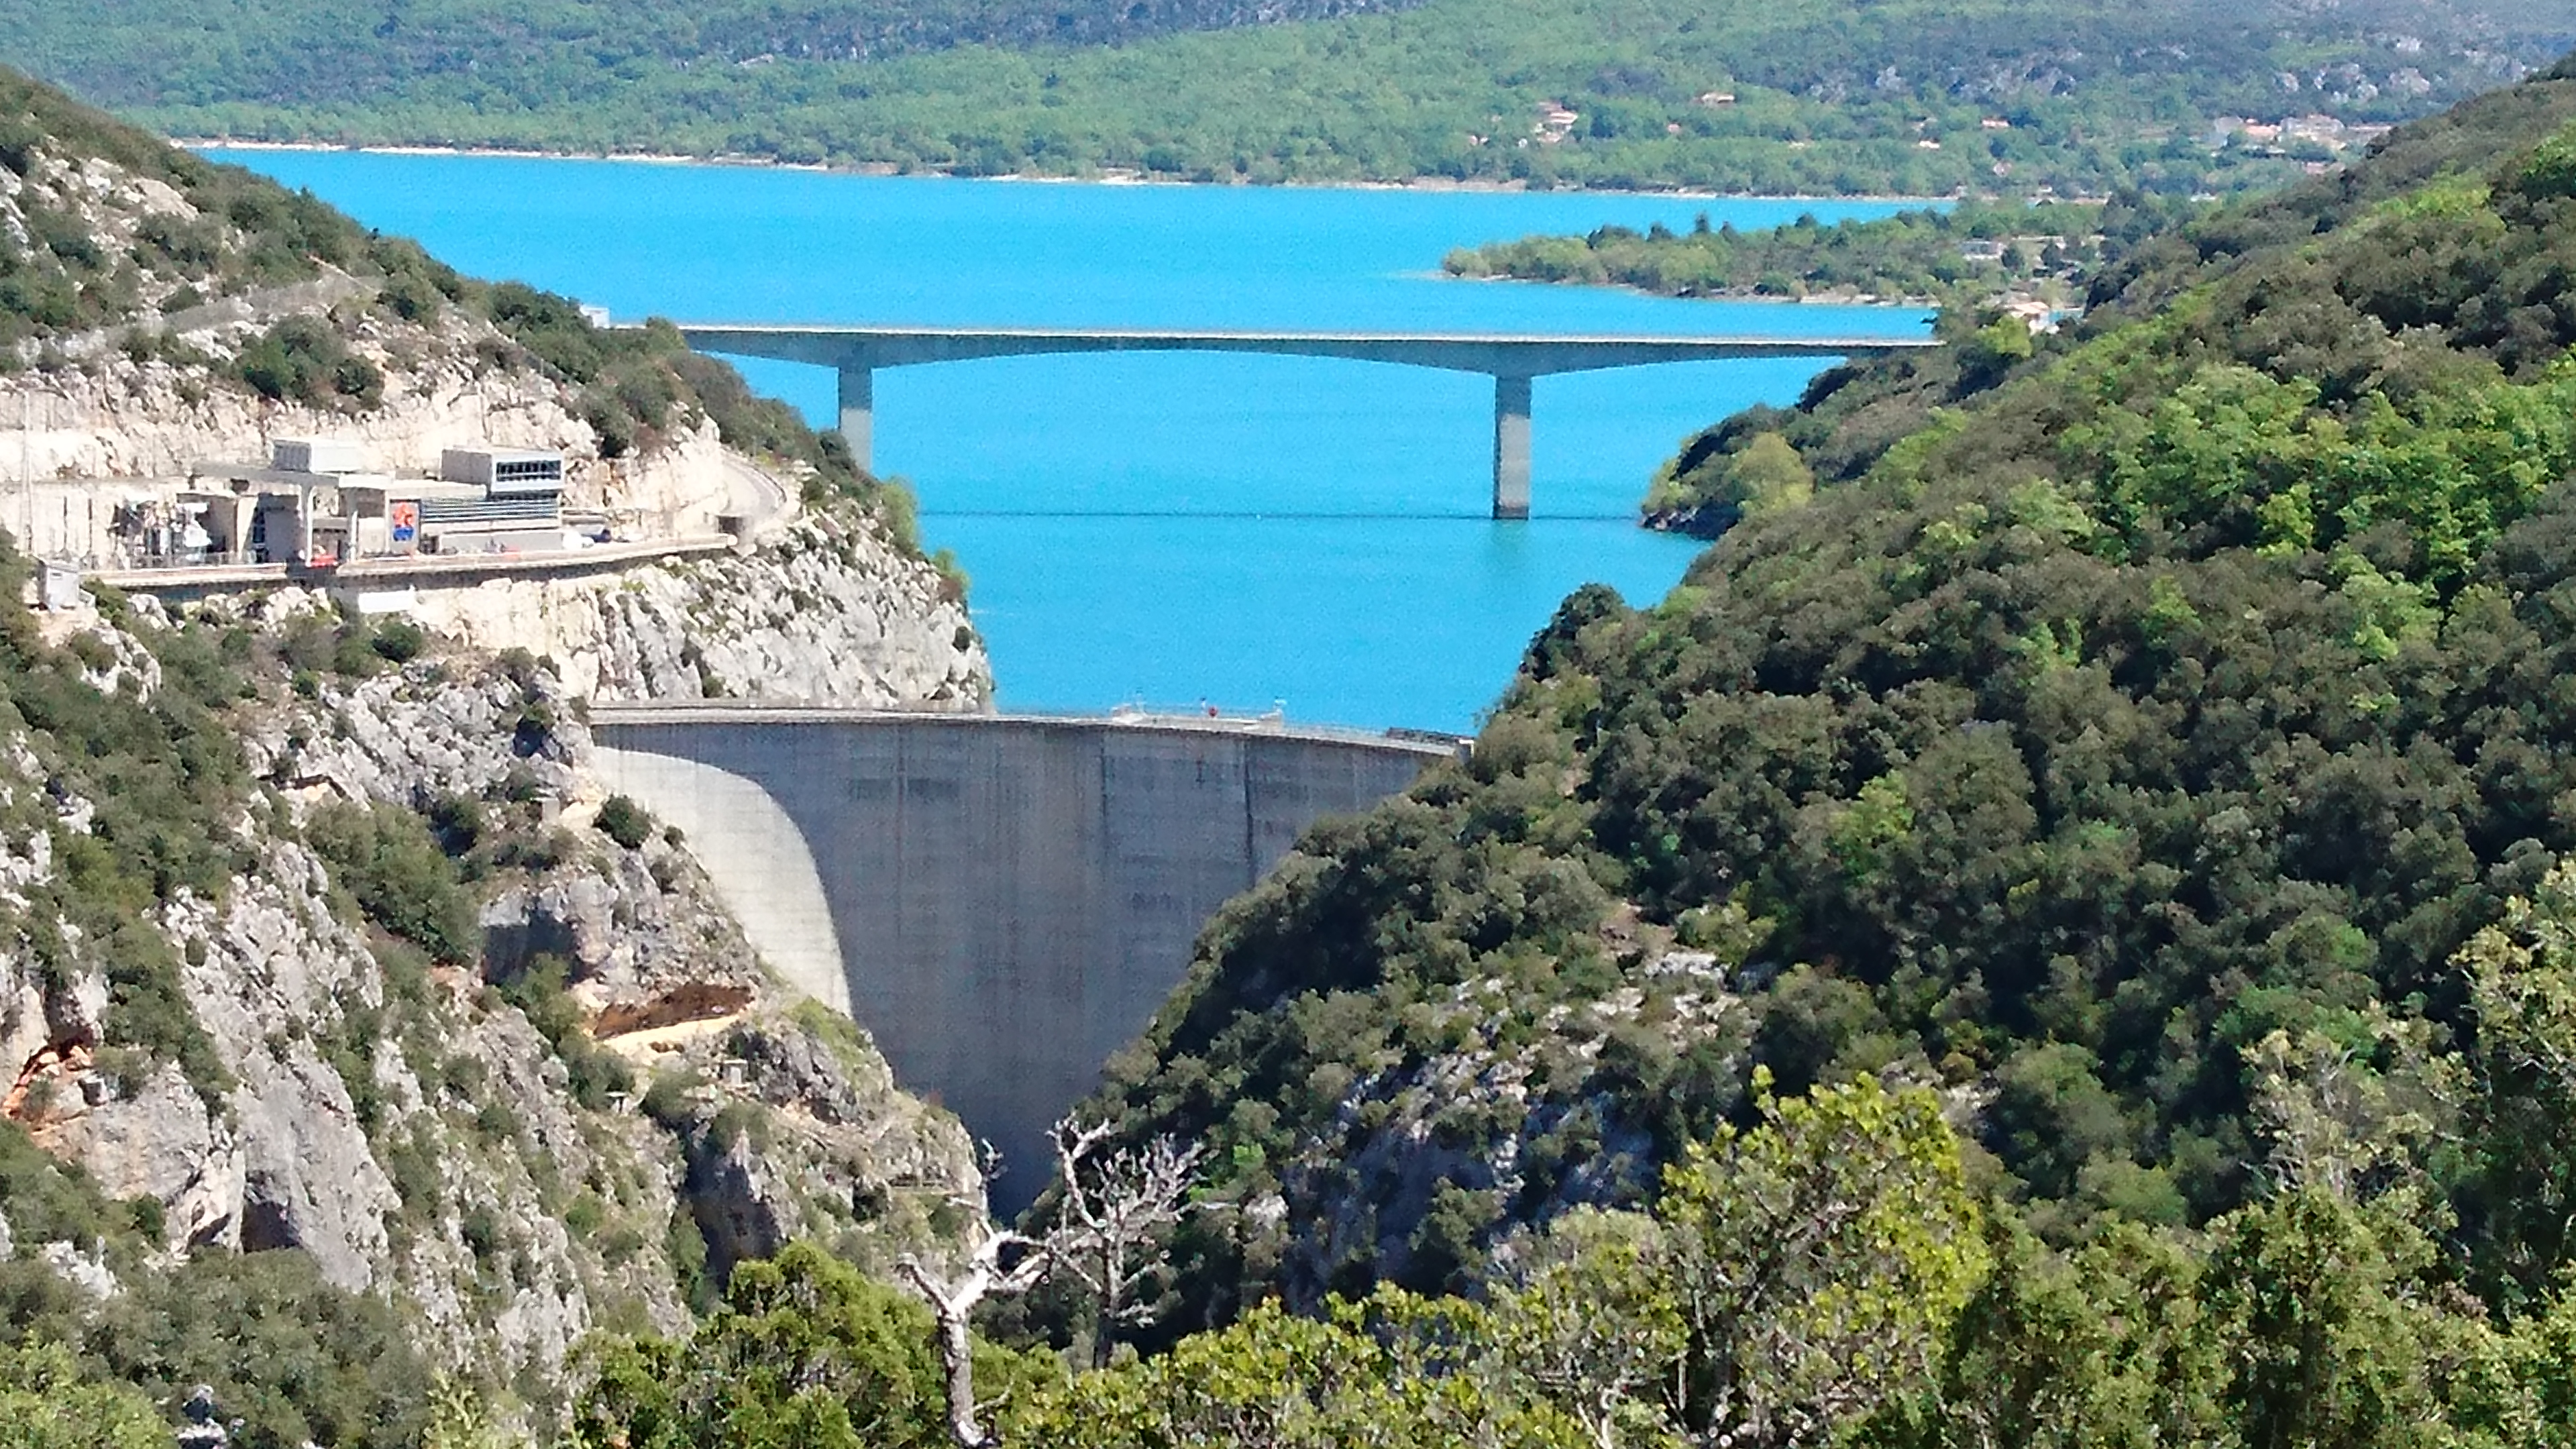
[
  {"left": 1445, "top": 199, "right": 2124, "bottom": 306},
  {"left": 4, "top": 0, "right": 2573, "bottom": 195}
]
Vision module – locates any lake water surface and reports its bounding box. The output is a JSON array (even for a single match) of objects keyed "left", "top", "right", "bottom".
[{"left": 209, "top": 152, "right": 1927, "bottom": 730}]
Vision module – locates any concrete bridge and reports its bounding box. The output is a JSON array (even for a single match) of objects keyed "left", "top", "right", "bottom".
[
  {"left": 591, "top": 705, "right": 1461, "bottom": 1206},
  {"left": 676, "top": 323, "right": 1933, "bottom": 519}
]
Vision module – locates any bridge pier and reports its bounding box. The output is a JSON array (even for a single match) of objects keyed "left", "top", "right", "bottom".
[
  {"left": 1491, "top": 374, "right": 1532, "bottom": 521},
  {"left": 837, "top": 365, "right": 874, "bottom": 474}
]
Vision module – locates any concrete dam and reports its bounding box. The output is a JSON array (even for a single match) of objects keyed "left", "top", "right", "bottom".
[{"left": 591, "top": 707, "right": 1458, "bottom": 1205}]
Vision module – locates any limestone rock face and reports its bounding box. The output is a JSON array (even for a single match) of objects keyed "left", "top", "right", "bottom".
[
  {"left": 229, "top": 1050, "right": 398, "bottom": 1288},
  {"left": 0, "top": 590, "right": 986, "bottom": 1385},
  {"left": 146, "top": 837, "right": 409, "bottom": 1290},
  {"left": 665, "top": 1012, "right": 983, "bottom": 1286},
  {"left": 40, "top": 1061, "right": 244, "bottom": 1253},
  {"left": 405, "top": 508, "right": 991, "bottom": 707},
  {"left": 1259, "top": 971, "right": 1737, "bottom": 1311}
]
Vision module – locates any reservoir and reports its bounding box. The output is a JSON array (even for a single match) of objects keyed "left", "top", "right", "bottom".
[{"left": 210, "top": 152, "right": 1926, "bottom": 729}]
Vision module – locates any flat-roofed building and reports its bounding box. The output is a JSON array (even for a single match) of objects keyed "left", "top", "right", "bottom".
[
  {"left": 270, "top": 437, "right": 368, "bottom": 475},
  {"left": 441, "top": 447, "right": 566, "bottom": 494},
  {"left": 331, "top": 480, "right": 486, "bottom": 558},
  {"left": 138, "top": 441, "right": 586, "bottom": 567},
  {"left": 426, "top": 447, "right": 569, "bottom": 554}
]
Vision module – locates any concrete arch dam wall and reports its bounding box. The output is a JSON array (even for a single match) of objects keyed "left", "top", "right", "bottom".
[{"left": 592, "top": 708, "right": 1455, "bottom": 1206}]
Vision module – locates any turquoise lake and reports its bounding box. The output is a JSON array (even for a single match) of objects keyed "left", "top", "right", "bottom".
[{"left": 208, "top": 152, "right": 1928, "bottom": 731}]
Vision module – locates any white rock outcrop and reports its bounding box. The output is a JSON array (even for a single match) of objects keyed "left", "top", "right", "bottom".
[{"left": 406, "top": 508, "right": 990, "bottom": 706}]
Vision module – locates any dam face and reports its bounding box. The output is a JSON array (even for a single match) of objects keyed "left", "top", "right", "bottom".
[{"left": 592, "top": 709, "right": 1453, "bottom": 1205}]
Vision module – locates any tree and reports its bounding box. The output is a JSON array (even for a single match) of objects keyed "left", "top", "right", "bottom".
[
  {"left": 1657, "top": 1070, "right": 1988, "bottom": 1449},
  {"left": 1486, "top": 1209, "right": 1685, "bottom": 1449},
  {"left": 1006, "top": 1291, "right": 1593, "bottom": 1449},
  {"left": 2458, "top": 859, "right": 2576, "bottom": 1299},
  {"left": 901, "top": 1220, "right": 1053, "bottom": 1449},
  {"left": 2241, "top": 1010, "right": 2464, "bottom": 1207},
  {"left": 86, "top": 1250, "right": 434, "bottom": 1449},
  {"left": 901, "top": 1117, "right": 1204, "bottom": 1446},
  {"left": 569, "top": 1241, "right": 987, "bottom": 1449},
  {"left": 421, "top": 1375, "right": 520, "bottom": 1449},
  {"left": 1720, "top": 432, "right": 1817, "bottom": 521},
  {"left": 1042, "top": 1122, "right": 1207, "bottom": 1369},
  {"left": 1860, "top": 1221, "right": 2226, "bottom": 1449},
  {"left": 2199, "top": 1189, "right": 2469, "bottom": 1449},
  {"left": 0, "top": 1338, "right": 167, "bottom": 1449}
]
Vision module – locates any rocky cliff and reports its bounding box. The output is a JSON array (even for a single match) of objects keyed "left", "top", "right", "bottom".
[
  {"left": 0, "top": 64, "right": 1012, "bottom": 1428},
  {"left": 0, "top": 578, "right": 987, "bottom": 1391},
  {"left": 403, "top": 507, "right": 989, "bottom": 707},
  {"left": 0, "top": 66, "right": 938, "bottom": 565},
  {"left": 0, "top": 80, "right": 992, "bottom": 710}
]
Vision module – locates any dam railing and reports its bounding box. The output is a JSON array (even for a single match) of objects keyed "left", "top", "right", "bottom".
[{"left": 588, "top": 700, "right": 1475, "bottom": 759}]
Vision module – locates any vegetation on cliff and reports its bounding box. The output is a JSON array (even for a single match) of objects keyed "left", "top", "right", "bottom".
[
  {"left": 7, "top": 0, "right": 2571, "bottom": 196},
  {"left": 996, "top": 40, "right": 2576, "bottom": 1397},
  {"left": 0, "top": 68, "right": 995, "bottom": 1445},
  {"left": 564, "top": 1059, "right": 2576, "bottom": 1448}
]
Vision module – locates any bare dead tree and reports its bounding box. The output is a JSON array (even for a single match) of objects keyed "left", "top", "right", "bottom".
[
  {"left": 1045, "top": 1118, "right": 1208, "bottom": 1368},
  {"left": 900, "top": 1218, "right": 1049, "bottom": 1449},
  {"left": 898, "top": 1115, "right": 1207, "bottom": 1448}
]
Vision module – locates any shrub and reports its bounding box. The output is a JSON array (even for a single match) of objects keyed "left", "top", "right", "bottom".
[
  {"left": 305, "top": 802, "right": 480, "bottom": 965},
  {"left": 0, "top": 1339, "right": 166, "bottom": 1449},
  {"left": 329, "top": 626, "right": 384, "bottom": 678},
  {"left": 2509, "top": 119, "right": 2576, "bottom": 203},
  {"left": 641, "top": 1067, "right": 703, "bottom": 1132},
  {"left": 0, "top": 1120, "right": 119, "bottom": 1246},
  {"left": 234, "top": 316, "right": 382, "bottom": 410},
  {"left": 495, "top": 953, "right": 633, "bottom": 1111},
  {"left": 369, "top": 616, "right": 427, "bottom": 663},
  {"left": 85, "top": 1250, "right": 438, "bottom": 1449},
  {"left": 427, "top": 794, "right": 486, "bottom": 855},
  {"left": 595, "top": 795, "right": 653, "bottom": 850},
  {"left": 0, "top": 115, "right": 40, "bottom": 176}
]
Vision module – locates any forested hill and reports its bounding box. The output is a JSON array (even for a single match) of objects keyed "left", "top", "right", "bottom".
[
  {"left": 1444, "top": 199, "right": 2120, "bottom": 307},
  {"left": 1055, "top": 46, "right": 2576, "bottom": 1350},
  {"left": 0, "top": 0, "right": 1424, "bottom": 110},
  {"left": 3, "top": 0, "right": 2570, "bottom": 195}
]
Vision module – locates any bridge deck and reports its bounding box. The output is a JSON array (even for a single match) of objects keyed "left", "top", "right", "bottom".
[
  {"left": 669, "top": 319, "right": 1938, "bottom": 518},
  {"left": 675, "top": 322, "right": 1933, "bottom": 376}
]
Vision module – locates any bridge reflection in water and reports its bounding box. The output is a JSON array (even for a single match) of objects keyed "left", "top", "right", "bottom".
[
  {"left": 676, "top": 323, "right": 1933, "bottom": 519},
  {"left": 593, "top": 705, "right": 1462, "bottom": 1209}
]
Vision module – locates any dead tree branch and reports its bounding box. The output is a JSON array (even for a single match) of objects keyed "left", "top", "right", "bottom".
[{"left": 898, "top": 1115, "right": 1206, "bottom": 1445}]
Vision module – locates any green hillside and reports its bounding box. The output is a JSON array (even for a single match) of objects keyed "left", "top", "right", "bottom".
[
  {"left": 1049, "top": 46, "right": 2576, "bottom": 1350},
  {"left": 3, "top": 0, "right": 2571, "bottom": 193},
  {"left": 1444, "top": 199, "right": 2121, "bottom": 308}
]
